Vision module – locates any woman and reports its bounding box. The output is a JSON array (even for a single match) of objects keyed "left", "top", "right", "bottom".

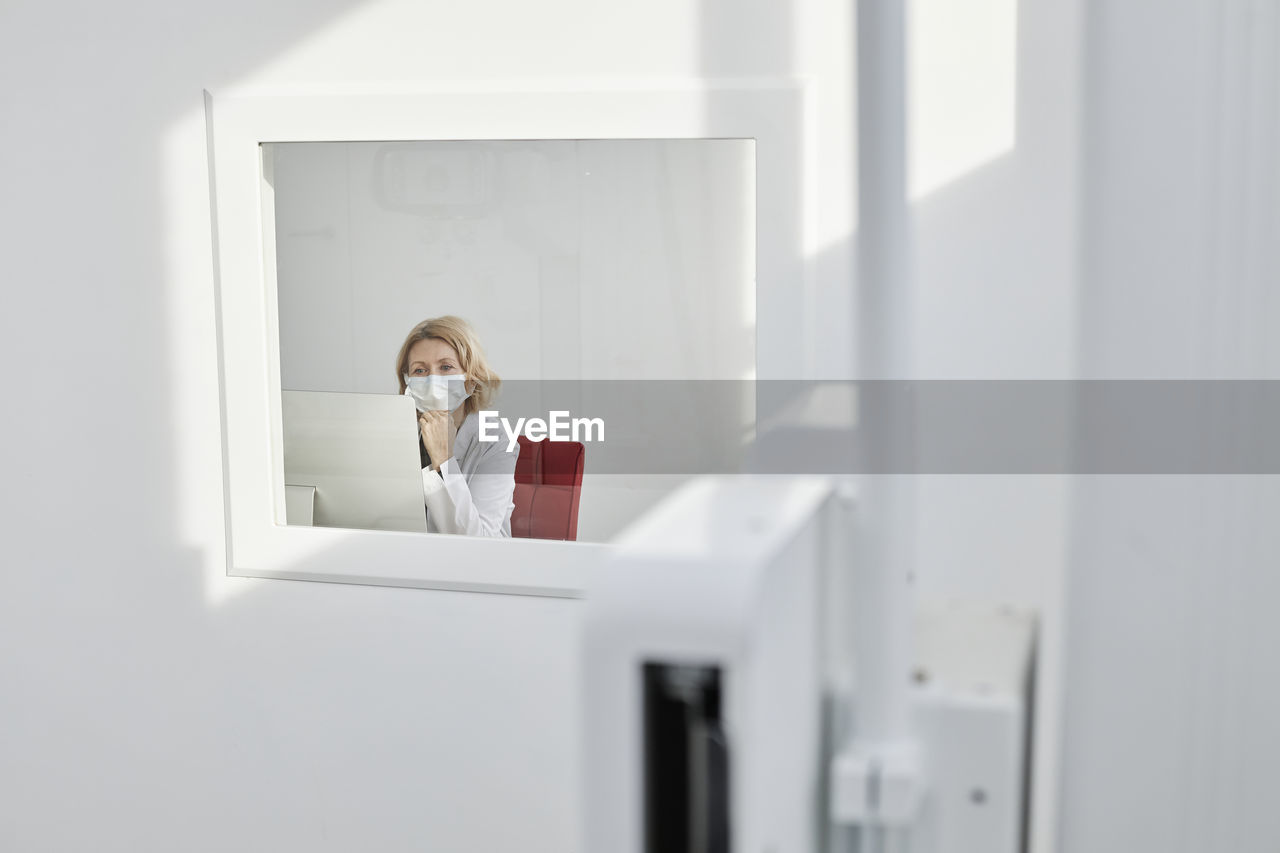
[{"left": 394, "top": 316, "right": 516, "bottom": 537}]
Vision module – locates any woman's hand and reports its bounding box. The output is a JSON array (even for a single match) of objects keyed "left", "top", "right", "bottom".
[{"left": 419, "top": 409, "right": 458, "bottom": 471}]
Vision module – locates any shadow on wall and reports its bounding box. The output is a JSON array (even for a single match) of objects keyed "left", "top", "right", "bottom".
[{"left": 697, "top": 0, "right": 1030, "bottom": 379}]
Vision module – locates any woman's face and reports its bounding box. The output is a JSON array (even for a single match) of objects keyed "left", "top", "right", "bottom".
[{"left": 406, "top": 337, "right": 465, "bottom": 381}]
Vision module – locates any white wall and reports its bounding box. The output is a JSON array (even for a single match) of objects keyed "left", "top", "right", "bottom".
[
  {"left": 271, "top": 139, "right": 755, "bottom": 388},
  {"left": 902, "top": 0, "right": 1084, "bottom": 846},
  {"left": 0, "top": 0, "right": 1083, "bottom": 850},
  {"left": 1061, "top": 2, "right": 1280, "bottom": 852}
]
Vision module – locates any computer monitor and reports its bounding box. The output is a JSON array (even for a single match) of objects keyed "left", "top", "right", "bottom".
[{"left": 281, "top": 390, "right": 427, "bottom": 534}]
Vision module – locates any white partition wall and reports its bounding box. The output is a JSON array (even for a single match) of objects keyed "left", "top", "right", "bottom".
[
  {"left": 1061, "top": 3, "right": 1280, "bottom": 853},
  {"left": 0, "top": 1, "right": 1093, "bottom": 852}
]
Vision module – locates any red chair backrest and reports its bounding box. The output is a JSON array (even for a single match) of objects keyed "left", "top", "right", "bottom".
[{"left": 511, "top": 436, "right": 585, "bottom": 541}]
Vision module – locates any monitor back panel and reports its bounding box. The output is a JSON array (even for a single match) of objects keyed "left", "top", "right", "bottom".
[{"left": 282, "top": 390, "right": 427, "bottom": 534}]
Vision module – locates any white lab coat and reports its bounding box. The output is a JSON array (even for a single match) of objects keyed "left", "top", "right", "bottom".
[{"left": 421, "top": 409, "right": 517, "bottom": 537}]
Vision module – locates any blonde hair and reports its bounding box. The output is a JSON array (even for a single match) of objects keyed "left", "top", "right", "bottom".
[{"left": 395, "top": 315, "right": 500, "bottom": 417}]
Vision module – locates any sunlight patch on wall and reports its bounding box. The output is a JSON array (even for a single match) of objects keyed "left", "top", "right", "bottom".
[
  {"left": 161, "top": 108, "right": 249, "bottom": 608},
  {"left": 165, "top": 108, "right": 348, "bottom": 607},
  {"left": 232, "top": 0, "right": 703, "bottom": 89},
  {"left": 909, "top": 0, "right": 1019, "bottom": 199}
]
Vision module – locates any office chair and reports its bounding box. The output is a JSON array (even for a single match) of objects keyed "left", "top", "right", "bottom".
[{"left": 511, "top": 436, "right": 585, "bottom": 540}]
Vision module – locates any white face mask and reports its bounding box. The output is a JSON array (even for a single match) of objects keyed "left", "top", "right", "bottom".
[{"left": 404, "top": 374, "right": 471, "bottom": 413}]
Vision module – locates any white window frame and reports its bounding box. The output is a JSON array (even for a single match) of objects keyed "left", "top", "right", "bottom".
[{"left": 204, "top": 80, "right": 809, "bottom": 597}]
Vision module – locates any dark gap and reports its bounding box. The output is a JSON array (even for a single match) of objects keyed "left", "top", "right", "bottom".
[{"left": 643, "top": 661, "right": 731, "bottom": 853}]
